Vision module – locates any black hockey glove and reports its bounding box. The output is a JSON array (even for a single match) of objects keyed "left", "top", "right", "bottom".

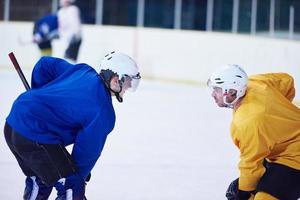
[
  {"left": 86, "top": 173, "right": 91, "bottom": 182},
  {"left": 226, "top": 178, "right": 255, "bottom": 200}
]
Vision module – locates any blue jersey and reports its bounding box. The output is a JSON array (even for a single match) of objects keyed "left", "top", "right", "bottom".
[
  {"left": 33, "top": 14, "right": 58, "bottom": 41},
  {"left": 6, "top": 57, "right": 116, "bottom": 179}
]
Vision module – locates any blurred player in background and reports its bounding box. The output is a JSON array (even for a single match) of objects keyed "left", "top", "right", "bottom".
[
  {"left": 33, "top": 14, "right": 58, "bottom": 56},
  {"left": 58, "top": 0, "right": 82, "bottom": 63},
  {"left": 207, "top": 65, "right": 300, "bottom": 200},
  {"left": 32, "top": 0, "right": 81, "bottom": 61},
  {"left": 4, "top": 51, "right": 141, "bottom": 199}
]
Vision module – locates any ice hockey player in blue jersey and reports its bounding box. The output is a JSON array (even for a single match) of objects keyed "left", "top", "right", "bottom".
[
  {"left": 33, "top": 14, "right": 59, "bottom": 56},
  {"left": 4, "top": 51, "right": 141, "bottom": 199}
]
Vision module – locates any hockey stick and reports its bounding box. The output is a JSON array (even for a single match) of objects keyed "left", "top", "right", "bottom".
[{"left": 8, "top": 52, "right": 31, "bottom": 91}]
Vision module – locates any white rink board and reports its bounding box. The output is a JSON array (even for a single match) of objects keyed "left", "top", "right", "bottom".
[{"left": 0, "top": 21, "right": 300, "bottom": 93}]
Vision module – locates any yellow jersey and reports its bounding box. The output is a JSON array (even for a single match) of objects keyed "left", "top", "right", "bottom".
[{"left": 231, "top": 73, "right": 300, "bottom": 191}]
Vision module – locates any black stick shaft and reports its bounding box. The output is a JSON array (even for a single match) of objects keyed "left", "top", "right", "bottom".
[{"left": 8, "top": 52, "right": 31, "bottom": 91}]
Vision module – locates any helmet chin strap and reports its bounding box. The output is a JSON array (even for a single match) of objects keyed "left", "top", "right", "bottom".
[
  {"left": 114, "top": 88, "right": 123, "bottom": 103},
  {"left": 100, "top": 74, "right": 124, "bottom": 103},
  {"left": 109, "top": 80, "right": 123, "bottom": 103}
]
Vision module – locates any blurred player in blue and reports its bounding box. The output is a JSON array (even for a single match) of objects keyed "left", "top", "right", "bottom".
[
  {"left": 33, "top": 14, "right": 59, "bottom": 56},
  {"left": 4, "top": 51, "right": 141, "bottom": 199}
]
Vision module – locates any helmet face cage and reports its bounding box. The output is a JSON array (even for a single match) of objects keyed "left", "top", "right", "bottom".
[
  {"left": 120, "top": 73, "right": 141, "bottom": 92},
  {"left": 207, "top": 64, "right": 248, "bottom": 106}
]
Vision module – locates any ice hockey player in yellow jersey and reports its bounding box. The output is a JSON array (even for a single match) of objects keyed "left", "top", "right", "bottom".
[{"left": 207, "top": 64, "right": 300, "bottom": 200}]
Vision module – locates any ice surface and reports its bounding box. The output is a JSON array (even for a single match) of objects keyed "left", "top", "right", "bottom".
[{"left": 0, "top": 69, "right": 241, "bottom": 199}]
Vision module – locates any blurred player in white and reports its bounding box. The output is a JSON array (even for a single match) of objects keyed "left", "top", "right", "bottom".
[{"left": 58, "top": 0, "right": 82, "bottom": 63}]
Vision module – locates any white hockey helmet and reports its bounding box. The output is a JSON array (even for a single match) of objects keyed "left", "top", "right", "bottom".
[
  {"left": 99, "top": 51, "right": 141, "bottom": 92},
  {"left": 207, "top": 64, "right": 248, "bottom": 106}
]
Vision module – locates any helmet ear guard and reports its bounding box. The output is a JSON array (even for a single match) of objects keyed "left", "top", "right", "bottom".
[
  {"left": 100, "top": 69, "right": 117, "bottom": 85},
  {"left": 99, "top": 69, "right": 123, "bottom": 102}
]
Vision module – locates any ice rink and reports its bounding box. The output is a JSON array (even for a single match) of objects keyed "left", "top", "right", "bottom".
[{"left": 0, "top": 69, "right": 251, "bottom": 199}]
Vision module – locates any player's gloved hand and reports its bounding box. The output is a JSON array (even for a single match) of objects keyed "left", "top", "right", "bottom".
[
  {"left": 226, "top": 178, "right": 255, "bottom": 200},
  {"left": 33, "top": 33, "right": 42, "bottom": 43},
  {"left": 55, "top": 172, "right": 86, "bottom": 200},
  {"left": 86, "top": 172, "right": 91, "bottom": 182}
]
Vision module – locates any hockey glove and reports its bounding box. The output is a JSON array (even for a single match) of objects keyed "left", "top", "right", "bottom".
[
  {"left": 86, "top": 172, "right": 91, "bottom": 182},
  {"left": 226, "top": 178, "right": 255, "bottom": 200},
  {"left": 55, "top": 173, "right": 86, "bottom": 200}
]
